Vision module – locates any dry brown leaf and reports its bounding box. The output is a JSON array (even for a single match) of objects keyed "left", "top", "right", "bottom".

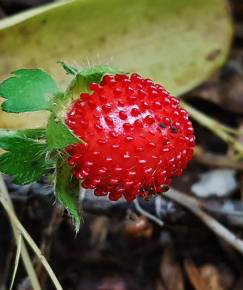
[
  {"left": 192, "top": 73, "right": 243, "bottom": 114},
  {"left": 97, "top": 277, "right": 127, "bottom": 290},
  {"left": 199, "top": 264, "right": 224, "bottom": 290},
  {"left": 156, "top": 283, "right": 166, "bottom": 290},
  {"left": 0, "top": 8, "right": 5, "bottom": 19},
  {"left": 231, "top": 0, "right": 243, "bottom": 19},
  {"left": 90, "top": 216, "right": 109, "bottom": 250},
  {"left": 158, "top": 247, "right": 184, "bottom": 290},
  {"left": 124, "top": 216, "right": 153, "bottom": 240},
  {"left": 184, "top": 259, "right": 212, "bottom": 290}
]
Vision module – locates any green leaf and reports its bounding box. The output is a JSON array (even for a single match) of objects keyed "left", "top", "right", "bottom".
[
  {"left": 0, "top": 0, "right": 232, "bottom": 96},
  {"left": 0, "top": 128, "right": 46, "bottom": 151},
  {"left": 0, "top": 128, "right": 53, "bottom": 184},
  {"left": 0, "top": 144, "right": 52, "bottom": 184},
  {"left": 46, "top": 114, "right": 82, "bottom": 150},
  {"left": 0, "top": 69, "right": 60, "bottom": 113},
  {"left": 55, "top": 158, "right": 80, "bottom": 232}
]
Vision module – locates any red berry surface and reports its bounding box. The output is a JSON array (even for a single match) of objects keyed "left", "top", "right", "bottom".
[{"left": 65, "top": 73, "right": 195, "bottom": 201}]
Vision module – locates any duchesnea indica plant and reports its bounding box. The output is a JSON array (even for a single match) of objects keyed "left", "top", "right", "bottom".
[{"left": 0, "top": 64, "right": 195, "bottom": 231}]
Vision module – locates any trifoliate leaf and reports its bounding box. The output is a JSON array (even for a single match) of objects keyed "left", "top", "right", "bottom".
[
  {"left": 55, "top": 158, "right": 81, "bottom": 232},
  {"left": 0, "top": 128, "right": 53, "bottom": 184},
  {"left": 0, "top": 69, "right": 60, "bottom": 113},
  {"left": 46, "top": 114, "right": 82, "bottom": 150}
]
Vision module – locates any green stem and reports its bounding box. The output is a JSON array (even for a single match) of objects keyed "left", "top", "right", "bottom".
[{"left": 181, "top": 101, "right": 243, "bottom": 156}]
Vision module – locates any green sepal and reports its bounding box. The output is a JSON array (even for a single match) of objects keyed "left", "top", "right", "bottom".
[
  {"left": 55, "top": 157, "right": 81, "bottom": 232},
  {"left": 46, "top": 114, "right": 82, "bottom": 150},
  {"left": 0, "top": 69, "right": 60, "bottom": 113},
  {"left": 0, "top": 129, "right": 53, "bottom": 184},
  {"left": 58, "top": 61, "right": 79, "bottom": 75},
  {"left": 70, "top": 65, "right": 119, "bottom": 94},
  {"left": 53, "top": 64, "right": 120, "bottom": 118}
]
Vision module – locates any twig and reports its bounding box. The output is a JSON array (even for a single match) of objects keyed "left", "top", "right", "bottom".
[
  {"left": 0, "top": 174, "right": 42, "bottom": 290},
  {"left": 133, "top": 198, "right": 164, "bottom": 226},
  {"left": 9, "top": 233, "right": 22, "bottom": 290},
  {"left": 34, "top": 205, "right": 63, "bottom": 289},
  {"left": 164, "top": 189, "right": 243, "bottom": 255},
  {"left": 0, "top": 195, "right": 63, "bottom": 290}
]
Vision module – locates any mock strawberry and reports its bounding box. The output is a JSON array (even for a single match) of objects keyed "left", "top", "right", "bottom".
[{"left": 65, "top": 73, "right": 195, "bottom": 201}]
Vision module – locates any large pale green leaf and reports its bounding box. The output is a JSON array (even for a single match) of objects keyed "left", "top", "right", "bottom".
[{"left": 0, "top": 0, "right": 232, "bottom": 98}]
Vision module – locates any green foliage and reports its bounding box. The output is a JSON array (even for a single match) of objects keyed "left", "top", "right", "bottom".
[
  {"left": 0, "top": 65, "right": 120, "bottom": 230},
  {"left": 0, "top": 129, "right": 53, "bottom": 184},
  {"left": 0, "top": 69, "right": 59, "bottom": 113},
  {"left": 0, "top": 129, "right": 46, "bottom": 151},
  {"left": 55, "top": 158, "right": 81, "bottom": 232},
  {"left": 46, "top": 114, "right": 82, "bottom": 150},
  {"left": 0, "top": 64, "right": 124, "bottom": 229}
]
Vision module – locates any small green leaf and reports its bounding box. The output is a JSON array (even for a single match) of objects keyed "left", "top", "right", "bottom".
[
  {"left": 55, "top": 158, "right": 80, "bottom": 232},
  {"left": 0, "top": 69, "right": 60, "bottom": 113},
  {"left": 0, "top": 128, "right": 53, "bottom": 184},
  {"left": 0, "top": 144, "right": 52, "bottom": 184},
  {"left": 46, "top": 115, "right": 82, "bottom": 150},
  {"left": 0, "top": 128, "right": 46, "bottom": 151}
]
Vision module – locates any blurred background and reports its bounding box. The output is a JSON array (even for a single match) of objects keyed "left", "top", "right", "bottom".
[{"left": 1, "top": 0, "right": 243, "bottom": 290}]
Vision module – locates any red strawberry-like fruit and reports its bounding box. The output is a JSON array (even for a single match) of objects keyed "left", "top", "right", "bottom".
[{"left": 65, "top": 73, "right": 195, "bottom": 201}]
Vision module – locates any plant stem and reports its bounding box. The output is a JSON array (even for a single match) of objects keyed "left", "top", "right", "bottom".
[
  {"left": 34, "top": 205, "right": 63, "bottom": 289},
  {"left": 181, "top": 101, "right": 243, "bottom": 156},
  {"left": 9, "top": 233, "right": 22, "bottom": 290},
  {"left": 0, "top": 194, "right": 63, "bottom": 290},
  {"left": 0, "top": 174, "right": 42, "bottom": 290},
  {"left": 164, "top": 189, "right": 243, "bottom": 255},
  {"left": 133, "top": 198, "right": 164, "bottom": 226}
]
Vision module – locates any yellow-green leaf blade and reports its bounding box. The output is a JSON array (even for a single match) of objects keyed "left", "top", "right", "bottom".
[{"left": 0, "top": 0, "right": 233, "bottom": 96}]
